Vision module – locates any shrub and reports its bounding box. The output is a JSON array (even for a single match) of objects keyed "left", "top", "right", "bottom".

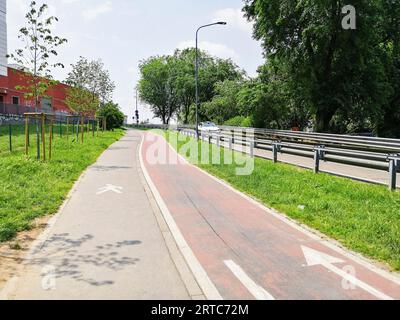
[
  {"left": 97, "top": 102, "right": 125, "bottom": 130},
  {"left": 224, "top": 116, "right": 253, "bottom": 128}
]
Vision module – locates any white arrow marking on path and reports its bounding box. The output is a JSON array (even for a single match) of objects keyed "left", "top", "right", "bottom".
[
  {"left": 224, "top": 260, "right": 275, "bottom": 300},
  {"left": 301, "top": 246, "right": 393, "bottom": 300},
  {"left": 96, "top": 184, "right": 123, "bottom": 195}
]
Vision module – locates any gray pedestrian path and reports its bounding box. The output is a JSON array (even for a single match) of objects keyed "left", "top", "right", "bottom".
[{"left": 1, "top": 130, "right": 193, "bottom": 300}]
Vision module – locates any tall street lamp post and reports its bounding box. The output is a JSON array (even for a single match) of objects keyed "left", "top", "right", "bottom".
[{"left": 195, "top": 22, "right": 227, "bottom": 139}]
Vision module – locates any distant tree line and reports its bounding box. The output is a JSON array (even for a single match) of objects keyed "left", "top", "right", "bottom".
[
  {"left": 139, "top": 0, "right": 400, "bottom": 137},
  {"left": 138, "top": 49, "right": 244, "bottom": 125}
]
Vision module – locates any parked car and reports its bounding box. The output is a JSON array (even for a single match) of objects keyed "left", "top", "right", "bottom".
[{"left": 199, "top": 122, "right": 221, "bottom": 133}]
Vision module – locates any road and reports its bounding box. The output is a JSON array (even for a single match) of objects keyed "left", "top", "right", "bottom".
[{"left": 141, "top": 130, "right": 400, "bottom": 300}]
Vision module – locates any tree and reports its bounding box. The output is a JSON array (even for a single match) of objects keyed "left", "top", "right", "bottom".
[
  {"left": 97, "top": 102, "right": 125, "bottom": 130},
  {"left": 8, "top": 1, "right": 67, "bottom": 109},
  {"left": 138, "top": 48, "right": 245, "bottom": 124},
  {"left": 66, "top": 56, "right": 115, "bottom": 105},
  {"left": 202, "top": 80, "right": 244, "bottom": 124},
  {"left": 65, "top": 87, "right": 99, "bottom": 117},
  {"left": 138, "top": 56, "right": 180, "bottom": 124},
  {"left": 243, "top": 0, "right": 390, "bottom": 133},
  {"left": 376, "top": 1, "right": 400, "bottom": 137}
]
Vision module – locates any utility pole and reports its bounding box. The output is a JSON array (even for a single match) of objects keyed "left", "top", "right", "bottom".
[{"left": 134, "top": 88, "right": 139, "bottom": 126}]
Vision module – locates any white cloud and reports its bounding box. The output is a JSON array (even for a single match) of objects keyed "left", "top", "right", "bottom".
[
  {"left": 83, "top": 1, "right": 113, "bottom": 21},
  {"left": 213, "top": 8, "right": 253, "bottom": 34},
  {"left": 176, "top": 40, "right": 239, "bottom": 61}
]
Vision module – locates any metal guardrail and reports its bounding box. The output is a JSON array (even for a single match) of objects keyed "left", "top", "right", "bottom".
[
  {"left": 134, "top": 124, "right": 400, "bottom": 191},
  {"left": 197, "top": 127, "right": 400, "bottom": 190}
]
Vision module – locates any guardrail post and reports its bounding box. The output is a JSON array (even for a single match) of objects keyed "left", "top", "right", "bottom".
[
  {"left": 208, "top": 133, "right": 212, "bottom": 144},
  {"left": 249, "top": 141, "right": 255, "bottom": 158},
  {"left": 314, "top": 149, "right": 320, "bottom": 173},
  {"left": 216, "top": 135, "right": 220, "bottom": 147},
  {"left": 229, "top": 136, "right": 233, "bottom": 150},
  {"left": 272, "top": 142, "right": 281, "bottom": 163},
  {"left": 314, "top": 146, "right": 326, "bottom": 174},
  {"left": 387, "top": 154, "right": 399, "bottom": 191}
]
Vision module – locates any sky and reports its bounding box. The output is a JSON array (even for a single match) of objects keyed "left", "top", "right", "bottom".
[{"left": 8, "top": 0, "right": 264, "bottom": 124}]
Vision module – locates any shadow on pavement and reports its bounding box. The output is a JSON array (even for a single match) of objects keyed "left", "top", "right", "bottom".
[{"left": 26, "top": 233, "right": 141, "bottom": 287}]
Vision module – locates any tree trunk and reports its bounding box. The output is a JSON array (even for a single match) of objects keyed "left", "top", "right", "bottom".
[{"left": 315, "top": 109, "right": 334, "bottom": 133}]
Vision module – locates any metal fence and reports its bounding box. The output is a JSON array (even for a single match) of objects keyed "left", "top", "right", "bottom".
[
  {"left": 0, "top": 109, "right": 102, "bottom": 159},
  {"left": 134, "top": 124, "right": 400, "bottom": 191}
]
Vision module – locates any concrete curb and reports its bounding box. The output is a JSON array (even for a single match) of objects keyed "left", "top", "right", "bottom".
[
  {"left": 138, "top": 131, "right": 223, "bottom": 300},
  {"left": 134, "top": 131, "right": 205, "bottom": 300}
]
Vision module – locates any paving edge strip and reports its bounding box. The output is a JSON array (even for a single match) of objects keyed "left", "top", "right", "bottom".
[
  {"left": 135, "top": 132, "right": 205, "bottom": 300},
  {"left": 138, "top": 131, "right": 222, "bottom": 300}
]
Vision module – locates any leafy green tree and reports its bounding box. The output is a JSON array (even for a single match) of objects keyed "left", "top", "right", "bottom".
[
  {"left": 376, "top": 1, "right": 400, "bottom": 137},
  {"left": 202, "top": 80, "right": 244, "bottom": 124},
  {"left": 138, "top": 48, "right": 245, "bottom": 124},
  {"left": 66, "top": 56, "right": 115, "bottom": 105},
  {"left": 138, "top": 56, "right": 180, "bottom": 124},
  {"left": 8, "top": 1, "right": 67, "bottom": 110},
  {"left": 243, "top": 0, "right": 390, "bottom": 133},
  {"left": 65, "top": 87, "right": 99, "bottom": 117},
  {"left": 97, "top": 102, "right": 125, "bottom": 130}
]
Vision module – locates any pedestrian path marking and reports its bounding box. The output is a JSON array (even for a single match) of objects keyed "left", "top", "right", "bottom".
[
  {"left": 96, "top": 184, "right": 123, "bottom": 195},
  {"left": 224, "top": 260, "right": 275, "bottom": 300}
]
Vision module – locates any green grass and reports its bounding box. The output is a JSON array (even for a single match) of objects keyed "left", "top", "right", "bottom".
[
  {"left": 164, "top": 130, "right": 400, "bottom": 271},
  {"left": 0, "top": 123, "right": 87, "bottom": 154},
  {"left": 0, "top": 127, "right": 124, "bottom": 242},
  {"left": 0, "top": 124, "right": 26, "bottom": 153}
]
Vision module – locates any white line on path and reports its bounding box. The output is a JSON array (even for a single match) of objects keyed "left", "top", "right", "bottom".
[
  {"left": 224, "top": 260, "right": 275, "bottom": 300},
  {"left": 302, "top": 246, "right": 394, "bottom": 300}
]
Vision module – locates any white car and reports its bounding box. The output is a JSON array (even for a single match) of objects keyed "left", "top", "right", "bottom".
[{"left": 199, "top": 122, "right": 220, "bottom": 133}]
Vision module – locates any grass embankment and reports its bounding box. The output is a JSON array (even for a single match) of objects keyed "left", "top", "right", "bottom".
[
  {"left": 0, "top": 128, "right": 124, "bottom": 242},
  {"left": 165, "top": 131, "right": 400, "bottom": 271}
]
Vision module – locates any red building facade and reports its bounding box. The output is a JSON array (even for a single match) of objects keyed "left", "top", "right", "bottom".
[{"left": 0, "top": 66, "right": 72, "bottom": 114}]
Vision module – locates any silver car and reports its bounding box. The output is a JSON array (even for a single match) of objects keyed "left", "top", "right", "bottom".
[{"left": 199, "top": 122, "right": 220, "bottom": 133}]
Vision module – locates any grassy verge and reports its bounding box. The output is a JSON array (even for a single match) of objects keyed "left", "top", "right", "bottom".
[
  {"left": 165, "top": 130, "right": 400, "bottom": 271},
  {"left": 0, "top": 124, "right": 85, "bottom": 154},
  {"left": 0, "top": 129, "right": 124, "bottom": 242}
]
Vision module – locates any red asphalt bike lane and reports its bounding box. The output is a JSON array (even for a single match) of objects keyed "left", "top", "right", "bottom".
[{"left": 140, "top": 131, "right": 400, "bottom": 300}]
